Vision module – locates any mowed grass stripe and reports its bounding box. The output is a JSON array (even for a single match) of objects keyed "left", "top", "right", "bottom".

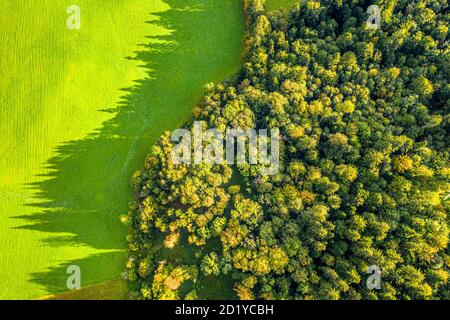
[{"left": 266, "top": 0, "right": 300, "bottom": 11}]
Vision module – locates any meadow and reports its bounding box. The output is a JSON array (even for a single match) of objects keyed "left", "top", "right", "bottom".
[
  {"left": 0, "top": 0, "right": 244, "bottom": 299},
  {"left": 266, "top": 0, "right": 299, "bottom": 11},
  {"left": 126, "top": 0, "right": 450, "bottom": 301}
]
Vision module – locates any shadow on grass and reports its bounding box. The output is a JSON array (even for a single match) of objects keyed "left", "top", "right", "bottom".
[{"left": 13, "top": 0, "right": 244, "bottom": 296}]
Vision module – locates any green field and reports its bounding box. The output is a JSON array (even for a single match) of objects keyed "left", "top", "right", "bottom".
[
  {"left": 0, "top": 0, "right": 243, "bottom": 299},
  {"left": 266, "top": 0, "right": 299, "bottom": 11}
]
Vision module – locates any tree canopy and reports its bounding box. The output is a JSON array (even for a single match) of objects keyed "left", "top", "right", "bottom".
[{"left": 124, "top": 0, "right": 449, "bottom": 300}]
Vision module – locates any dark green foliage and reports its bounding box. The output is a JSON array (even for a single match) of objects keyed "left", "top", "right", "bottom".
[{"left": 126, "top": 0, "right": 449, "bottom": 300}]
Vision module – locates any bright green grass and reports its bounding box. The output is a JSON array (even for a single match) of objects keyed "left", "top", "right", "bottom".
[
  {"left": 0, "top": 0, "right": 243, "bottom": 299},
  {"left": 266, "top": 0, "right": 299, "bottom": 11}
]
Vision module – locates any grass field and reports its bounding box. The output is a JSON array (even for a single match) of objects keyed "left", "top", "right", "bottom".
[
  {"left": 266, "top": 0, "right": 299, "bottom": 11},
  {"left": 40, "top": 278, "right": 127, "bottom": 300},
  {"left": 0, "top": 0, "right": 243, "bottom": 299}
]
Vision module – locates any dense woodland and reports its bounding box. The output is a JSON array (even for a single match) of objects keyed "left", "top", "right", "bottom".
[{"left": 124, "top": 0, "right": 449, "bottom": 300}]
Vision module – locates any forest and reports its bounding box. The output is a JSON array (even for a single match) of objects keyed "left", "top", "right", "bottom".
[{"left": 124, "top": 0, "right": 449, "bottom": 300}]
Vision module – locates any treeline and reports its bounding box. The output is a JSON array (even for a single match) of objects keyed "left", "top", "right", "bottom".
[{"left": 124, "top": 0, "right": 449, "bottom": 300}]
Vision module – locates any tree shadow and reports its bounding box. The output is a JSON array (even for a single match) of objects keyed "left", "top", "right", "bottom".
[{"left": 13, "top": 0, "right": 244, "bottom": 296}]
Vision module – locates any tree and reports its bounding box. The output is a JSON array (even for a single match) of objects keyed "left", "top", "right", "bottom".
[{"left": 127, "top": 0, "right": 449, "bottom": 301}]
